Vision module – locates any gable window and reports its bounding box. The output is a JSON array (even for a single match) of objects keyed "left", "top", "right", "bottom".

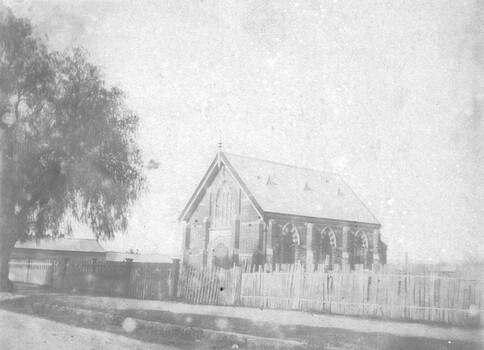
[{"left": 213, "top": 182, "right": 233, "bottom": 229}]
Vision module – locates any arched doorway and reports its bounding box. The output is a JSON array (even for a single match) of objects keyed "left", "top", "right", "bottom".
[
  {"left": 281, "top": 224, "right": 300, "bottom": 264},
  {"left": 212, "top": 243, "right": 231, "bottom": 269},
  {"left": 320, "top": 227, "right": 337, "bottom": 270}
]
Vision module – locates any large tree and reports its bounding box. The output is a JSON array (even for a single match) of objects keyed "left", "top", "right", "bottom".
[{"left": 0, "top": 11, "right": 145, "bottom": 291}]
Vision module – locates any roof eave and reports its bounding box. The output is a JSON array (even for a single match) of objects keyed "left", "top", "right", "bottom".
[
  {"left": 177, "top": 155, "right": 219, "bottom": 222},
  {"left": 264, "top": 211, "right": 381, "bottom": 229},
  {"left": 220, "top": 152, "right": 265, "bottom": 219},
  {"left": 14, "top": 247, "right": 105, "bottom": 253},
  {"left": 178, "top": 152, "right": 266, "bottom": 222}
]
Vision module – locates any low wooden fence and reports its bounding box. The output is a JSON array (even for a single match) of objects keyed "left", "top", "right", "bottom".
[
  {"left": 10, "top": 259, "right": 484, "bottom": 326},
  {"left": 178, "top": 263, "right": 484, "bottom": 327},
  {"left": 129, "top": 262, "right": 175, "bottom": 300},
  {"left": 9, "top": 258, "right": 179, "bottom": 301},
  {"left": 178, "top": 264, "right": 241, "bottom": 305},
  {"left": 9, "top": 259, "right": 53, "bottom": 286}
]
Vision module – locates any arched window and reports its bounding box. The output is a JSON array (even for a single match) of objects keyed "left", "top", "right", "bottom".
[
  {"left": 281, "top": 223, "right": 300, "bottom": 264},
  {"left": 320, "top": 227, "right": 337, "bottom": 270},
  {"left": 213, "top": 182, "right": 233, "bottom": 229},
  {"left": 351, "top": 230, "right": 369, "bottom": 268}
]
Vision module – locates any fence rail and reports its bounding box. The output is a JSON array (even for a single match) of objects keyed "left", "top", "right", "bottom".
[
  {"left": 9, "top": 259, "right": 53, "bottom": 285},
  {"left": 9, "top": 258, "right": 177, "bottom": 301},
  {"left": 9, "top": 259, "right": 484, "bottom": 326},
  {"left": 178, "top": 263, "right": 483, "bottom": 327}
]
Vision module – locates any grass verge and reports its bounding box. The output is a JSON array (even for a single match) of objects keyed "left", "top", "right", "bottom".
[{"left": 0, "top": 294, "right": 481, "bottom": 350}]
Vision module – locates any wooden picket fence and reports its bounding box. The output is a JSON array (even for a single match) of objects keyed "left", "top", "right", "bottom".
[
  {"left": 10, "top": 259, "right": 484, "bottom": 326},
  {"left": 129, "top": 263, "right": 174, "bottom": 300},
  {"left": 9, "top": 259, "right": 54, "bottom": 286},
  {"left": 178, "top": 264, "right": 242, "bottom": 305},
  {"left": 9, "top": 258, "right": 177, "bottom": 301},
  {"left": 178, "top": 263, "right": 484, "bottom": 327}
]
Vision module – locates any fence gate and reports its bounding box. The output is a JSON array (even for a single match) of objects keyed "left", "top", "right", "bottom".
[{"left": 177, "top": 264, "right": 241, "bottom": 305}]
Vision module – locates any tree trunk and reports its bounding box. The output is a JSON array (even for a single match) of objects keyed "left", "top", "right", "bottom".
[
  {"left": 0, "top": 232, "right": 16, "bottom": 292},
  {"left": 0, "top": 128, "right": 17, "bottom": 292}
]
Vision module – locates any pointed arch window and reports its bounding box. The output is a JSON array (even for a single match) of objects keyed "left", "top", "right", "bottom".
[
  {"left": 280, "top": 223, "right": 300, "bottom": 264},
  {"left": 320, "top": 227, "right": 337, "bottom": 270},
  {"left": 213, "top": 182, "right": 233, "bottom": 229},
  {"left": 351, "top": 229, "right": 369, "bottom": 268}
]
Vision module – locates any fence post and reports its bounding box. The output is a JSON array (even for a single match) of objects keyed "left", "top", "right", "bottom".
[
  {"left": 171, "top": 258, "right": 180, "bottom": 298},
  {"left": 125, "top": 258, "right": 133, "bottom": 298},
  {"left": 26, "top": 258, "right": 31, "bottom": 284},
  {"left": 91, "top": 258, "right": 97, "bottom": 293},
  {"left": 292, "top": 263, "right": 302, "bottom": 309},
  {"left": 50, "top": 259, "right": 56, "bottom": 289},
  {"left": 404, "top": 252, "right": 408, "bottom": 319},
  {"left": 232, "top": 266, "right": 242, "bottom": 306}
]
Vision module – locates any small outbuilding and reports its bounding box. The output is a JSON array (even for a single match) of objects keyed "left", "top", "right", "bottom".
[{"left": 12, "top": 238, "right": 106, "bottom": 261}]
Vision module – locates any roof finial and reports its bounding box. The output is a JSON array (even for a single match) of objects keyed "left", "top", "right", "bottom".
[{"left": 217, "top": 130, "right": 222, "bottom": 167}]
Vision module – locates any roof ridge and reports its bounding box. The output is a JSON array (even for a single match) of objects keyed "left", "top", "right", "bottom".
[
  {"left": 222, "top": 151, "right": 380, "bottom": 226},
  {"left": 67, "top": 238, "right": 99, "bottom": 241},
  {"left": 42, "top": 237, "right": 99, "bottom": 242},
  {"left": 223, "top": 152, "right": 340, "bottom": 176}
]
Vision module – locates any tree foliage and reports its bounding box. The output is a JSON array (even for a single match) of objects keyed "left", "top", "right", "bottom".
[{"left": 0, "top": 10, "right": 145, "bottom": 242}]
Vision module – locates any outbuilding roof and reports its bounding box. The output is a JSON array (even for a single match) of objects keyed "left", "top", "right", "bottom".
[
  {"left": 14, "top": 238, "right": 105, "bottom": 253},
  {"left": 179, "top": 152, "right": 380, "bottom": 226},
  {"left": 105, "top": 252, "right": 172, "bottom": 263}
]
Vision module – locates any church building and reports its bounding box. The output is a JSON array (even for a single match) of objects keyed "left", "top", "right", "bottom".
[{"left": 179, "top": 151, "right": 387, "bottom": 270}]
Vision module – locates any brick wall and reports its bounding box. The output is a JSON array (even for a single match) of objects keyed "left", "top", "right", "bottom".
[
  {"left": 184, "top": 165, "right": 264, "bottom": 265},
  {"left": 238, "top": 190, "right": 262, "bottom": 264},
  {"left": 267, "top": 219, "right": 380, "bottom": 269},
  {"left": 187, "top": 189, "right": 210, "bottom": 226},
  {"left": 182, "top": 164, "right": 383, "bottom": 269}
]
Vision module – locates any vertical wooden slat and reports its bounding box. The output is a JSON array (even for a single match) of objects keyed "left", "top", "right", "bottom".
[{"left": 173, "top": 263, "right": 484, "bottom": 327}]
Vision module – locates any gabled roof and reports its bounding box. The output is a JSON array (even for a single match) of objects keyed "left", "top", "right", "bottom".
[
  {"left": 14, "top": 238, "right": 105, "bottom": 253},
  {"left": 179, "top": 152, "right": 380, "bottom": 226}
]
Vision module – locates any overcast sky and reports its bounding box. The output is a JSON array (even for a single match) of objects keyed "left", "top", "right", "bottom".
[{"left": 4, "top": 0, "right": 483, "bottom": 263}]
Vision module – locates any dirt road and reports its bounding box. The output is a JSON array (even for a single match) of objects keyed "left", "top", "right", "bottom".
[
  {"left": 0, "top": 309, "right": 178, "bottom": 350},
  {"left": 55, "top": 293, "right": 484, "bottom": 344}
]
